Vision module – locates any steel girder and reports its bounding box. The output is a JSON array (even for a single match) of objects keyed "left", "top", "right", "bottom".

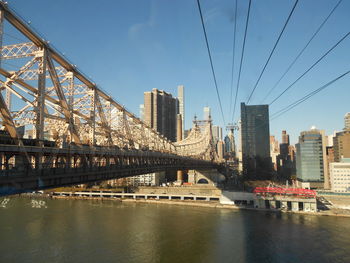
[{"left": 0, "top": 2, "right": 217, "bottom": 162}]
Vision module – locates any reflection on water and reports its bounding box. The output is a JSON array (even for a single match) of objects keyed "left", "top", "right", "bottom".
[{"left": 1, "top": 198, "right": 350, "bottom": 263}]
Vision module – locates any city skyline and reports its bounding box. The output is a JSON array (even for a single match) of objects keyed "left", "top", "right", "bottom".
[
  {"left": 5, "top": 0, "right": 349, "bottom": 144},
  {"left": 1, "top": 2, "right": 350, "bottom": 263}
]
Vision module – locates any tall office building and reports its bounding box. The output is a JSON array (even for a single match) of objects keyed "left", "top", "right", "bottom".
[
  {"left": 203, "top": 106, "right": 211, "bottom": 121},
  {"left": 224, "top": 132, "right": 235, "bottom": 155},
  {"left": 240, "top": 103, "right": 271, "bottom": 178},
  {"left": 217, "top": 140, "right": 225, "bottom": 161},
  {"left": 333, "top": 130, "right": 350, "bottom": 162},
  {"left": 277, "top": 130, "right": 295, "bottom": 180},
  {"left": 280, "top": 130, "right": 290, "bottom": 157},
  {"left": 144, "top": 89, "right": 178, "bottom": 142},
  {"left": 212, "top": 125, "right": 223, "bottom": 144},
  {"left": 177, "top": 85, "right": 185, "bottom": 139},
  {"left": 281, "top": 130, "right": 290, "bottom": 144},
  {"left": 296, "top": 127, "right": 328, "bottom": 188},
  {"left": 345, "top": 112, "right": 350, "bottom": 130},
  {"left": 139, "top": 104, "right": 144, "bottom": 121}
]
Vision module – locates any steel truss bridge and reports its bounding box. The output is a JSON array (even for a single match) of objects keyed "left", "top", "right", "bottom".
[{"left": 0, "top": 2, "right": 220, "bottom": 195}]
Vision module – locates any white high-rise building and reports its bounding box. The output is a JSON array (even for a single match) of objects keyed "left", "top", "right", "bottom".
[
  {"left": 330, "top": 159, "right": 350, "bottom": 192},
  {"left": 177, "top": 85, "right": 185, "bottom": 138}
]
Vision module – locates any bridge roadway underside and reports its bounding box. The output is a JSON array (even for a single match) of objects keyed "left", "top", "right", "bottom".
[{"left": 0, "top": 145, "right": 218, "bottom": 196}]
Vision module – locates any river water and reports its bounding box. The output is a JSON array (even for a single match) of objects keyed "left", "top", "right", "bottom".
[{"left": 0, "top": 197, "right": 350, "bottom": 263}]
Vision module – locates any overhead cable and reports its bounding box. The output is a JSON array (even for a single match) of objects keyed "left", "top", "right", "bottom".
[
  {"left": 271, "top": 69, "right": 350, "bottom": 120},
  {"left": 262, "top": 0, "right": 343, "bottom": 103},
  {"left": 246, "top": 0, "right": 299, "bottom": 104},
  {"left": 196, "top": 0, "right": 226, "bottom": 124},
  {"left": 231, "top": 0, "right": 252, "bottom": 123},
  {"left": 269, "top": 30, "right": 350, "bottom": 105},
  {"left": 229, "top": 0, "right": 238, "bottom": 118}
]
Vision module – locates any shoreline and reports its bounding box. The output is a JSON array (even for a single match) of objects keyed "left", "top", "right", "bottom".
[{"left": 49, "top": 194, "right": 350, "bottom": 218}]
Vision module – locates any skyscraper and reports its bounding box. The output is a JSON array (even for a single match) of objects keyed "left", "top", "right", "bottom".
[
  {"left": 281, "top": 130, "right": 290, "bottom": 144},
  {"left": 144, "top": 89, "right": 178, "bottom": 142},
  {"left": 280, "top": 130, "right": 290, "bottom": 157},
  {"left": 345, "top": 112, "right": 350, "bottom": 130},
  {"left": 296, "top": 127, "right": 327, "bottom": 188},
  {"left": 177, "top": 85, "right": 185, "bottom": 139},
  {"left": 212, "top": 125, "right": 223, "bottom": 144},
  {"left": 203, "top": 106, "right": 211, "bottom": 121},
  {"left": 277, "top": 130, "right": 295, "bottom": 180},
  {"left": 240, "top": 103, "right": 271, "bottom": 178},
  {"left": 333, "top": 130, "right": 350, "bottom": 162},
  {"left": 224, "top": 132, "right": 235, "bottom": 155}
]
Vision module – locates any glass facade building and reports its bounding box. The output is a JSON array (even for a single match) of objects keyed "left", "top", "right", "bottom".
[
  {"left": 296, "top": 129, "right": 327, "bottom": 183},
  {"left": 240, "top": 103, "right": 271, "bottom": 178}
]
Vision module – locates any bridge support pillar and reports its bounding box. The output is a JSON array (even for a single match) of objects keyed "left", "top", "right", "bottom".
[{"left": 177, "top": 170, "right": 183, "bottom": 183}]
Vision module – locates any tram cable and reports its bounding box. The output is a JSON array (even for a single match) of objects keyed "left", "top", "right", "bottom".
[
  {"left": 246, "top": 0, "right": 299, "bottom": 104},
  {"left": 269, "top": 30, "right": 350, "bottom": 106},
  {"left": 228, "top": 0, "right": 238, "bottom": 118},
  {"left": 196, "top": 0, "right": 226, "bottom": 124},
  {"left": 231, "top": 0, "right": 252, "bottom": 123},
  {"left": 262, "top": 0, "right": 343, "bottom": 103}
]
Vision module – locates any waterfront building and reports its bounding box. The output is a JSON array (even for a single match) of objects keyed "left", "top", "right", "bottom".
[
  {"left": 329, "top": 158, "right": 350, "bottom": 193},
  {"left": 240, "top": 103, "right": 271, "bottom": 179},
  {"left": 345, "top": 112, "right": 350, "bottom": 130},
  {"left": 177, "top": 85, "right": 185, "bottom": 139},
  {"left": 203, "top": 106, "right": 211, "bottom": 121},
  {"left": 333, "top": 130, "right": 350, "bottom": 162},
  {"left": 296, "top": 127, "right": 328, "bottom": 189},
  {"left": 144, "top": 88, "right": 178, "bottom": 142}
]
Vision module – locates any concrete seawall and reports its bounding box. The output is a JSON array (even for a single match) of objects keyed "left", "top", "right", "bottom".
[{"left": 50, "top": 194, "right": 350, "bottom": 218}]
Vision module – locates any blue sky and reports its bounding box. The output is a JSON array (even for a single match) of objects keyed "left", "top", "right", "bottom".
[{"left": 5, "top": 0, "right": 350, "bottom": 144}]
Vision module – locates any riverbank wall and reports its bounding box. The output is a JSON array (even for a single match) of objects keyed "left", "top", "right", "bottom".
[{"left": 47, "top": 190, "right": 350, "bottom": 218}]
